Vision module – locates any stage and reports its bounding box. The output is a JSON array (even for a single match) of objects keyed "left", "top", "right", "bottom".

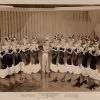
[{"left": 0, "top": 51, "right": 100, "bottom": 92}]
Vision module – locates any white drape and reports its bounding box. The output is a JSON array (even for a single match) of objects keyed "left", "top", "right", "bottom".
[
  {"left": 88, "top": 11, "right": 100, "bottom": 39},
  {"left": 0, "top": 8, "right": 100, "bottom": 43}
]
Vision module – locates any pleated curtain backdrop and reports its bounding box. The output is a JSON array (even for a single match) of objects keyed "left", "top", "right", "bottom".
[
  {"left": 0, "top": 8, "right": 100, "bottom": 44},
  {"left": 88, "top": 10, "right": 100, "bottom": 38}
]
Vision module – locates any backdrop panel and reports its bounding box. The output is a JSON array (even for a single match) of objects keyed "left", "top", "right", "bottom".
[{"left": 0, "top": 8, "right": 100, "bottom": 43}]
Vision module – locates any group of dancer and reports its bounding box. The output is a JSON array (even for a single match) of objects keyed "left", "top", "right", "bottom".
[
  {"left": 0, "top": 34, "right": 100, "bottom": 90},
  {"left": 50, "top": 34, "right": 100, "bottom": 89},
  {"left": 0, "top": 37, "right": 41, "bottom": 78}
]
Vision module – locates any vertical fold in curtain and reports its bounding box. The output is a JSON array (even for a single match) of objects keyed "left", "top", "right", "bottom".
[
  {"left": 88, "top": 10, "right": 100, "bottom": 38},
  {"left": 0, "top": 9, "right": 100, "bottom": 41}
]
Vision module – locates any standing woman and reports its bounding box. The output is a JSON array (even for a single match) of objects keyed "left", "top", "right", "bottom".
[
  {"left": 87, "top": 44, "right": 100, "bottom": 89},
  {"left": 0, "top": 38, "right": 10, "bottom": 78},
  {"left": 50, "top": 38, "right": 59, "bottom": 73},
  {"left": 73, "top": 40, "right": 85, "bottom": 87},
  {"left": 13, "top": 38, "right": 22, "bottom": 74},
  {"left": 77, "top": 40, "right": 84, "bottom": 68},
  {"left": 10, "top": 38, "right": 16, "bottom": 74},
  {"left": 21, "top": 37, "right": 31, "bottom": 74},
  {"left": 72, "top": 43, "right": 78, "bottom": 66},
  {"left": 78, "top": 41, "right": 90, "bottom": 85},
  {"left": 65, "top": 38, "right": 73, "bottom": 74},
  {"left": 30, "top": 38, "right": 41, "bottom": 73},
  {"left": 6, "top": 38, "right": 14, "bottom": 76},
  {"left": 72, "top": 43, "right": 82, "bottom": 75},
  {"left": 81, "top": 42, "right": 89, "bottom": 73},
  {"left": 58, "top": 38, "right": 67, "bottom": 73},
  {"left": 0, "top": 50, "right": 7, "bottom": 78},
  {"left": 42, "top": 38, "right": 50, "bottom": 73}
]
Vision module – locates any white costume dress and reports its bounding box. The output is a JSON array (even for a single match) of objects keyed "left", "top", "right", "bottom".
[
  {"left": 58, "top": 42, "right": 67, "bottom": 73},
  {"left": 14, "top": 45, "right": 23, "bottom": 74},
  {"left": 71, "top": 44, "right": 82, "bottom": 75},
  {"left": 65, "top": 43, "right": 74, "bottom": 73},
  {"left": 50, "top": 43, "right": 59, "bottom": 72},
  {"left": 30, "top": 43, "right": 41, "bottom": 73},
  {"left": 0, "top": 52, "right": 8, "bottom": 78},
  {"left": 20, "top": 38, "right": 31, "bottom": 74},
  {"left": 87, "top": 47, "right": 100, "bottom": 81},
  {"left": 0, "top": 46, "right": 9, "bottom": 78},
  {"left": 81, "top": 44, "right": 90, "bottom": 77}
]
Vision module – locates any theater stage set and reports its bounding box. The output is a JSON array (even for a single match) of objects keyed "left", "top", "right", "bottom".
[{"left": 0, "top": 4, "right": 100, "bottom": 92}]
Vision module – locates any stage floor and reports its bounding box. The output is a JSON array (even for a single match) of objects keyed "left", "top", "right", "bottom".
[{"left": 0, "top": 70, "right": 100, "bottom": 92}]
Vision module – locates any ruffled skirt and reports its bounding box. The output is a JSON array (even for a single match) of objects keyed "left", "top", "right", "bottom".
[
  {"left": 65, "top": 64, "right": 74, "bottom": 73},
  {"left": 0, "top": 68, "right": 8, "bottom": 78},
  {"left": 72, "top": 65, "right": 81, "bottom": 75},
  {"left": 50, "top": 63, "right": 58, "bottom": 72},
  {"left": 31, "top": 63, "right": 41, "bottom": 73},
  {"left": 15, "top": 62, "right": 24, "bottom": 73},
  {"left": 22, "top": 63, "right": 32, "bottom": 74},
  {"left": 58, "top": 63, "right": 67, "bottom": 73},
  {"left": 88, "top": 68, "right": 100, "bottom": 81},
  {"left": 8, "top": 65, "right": 15, "bottom": 75},
  {"left": 65, "top": 63, "right": 81, "bottom": 74},
  {"left": 81, "top": 66, "right": 89, "bottom": 77}
]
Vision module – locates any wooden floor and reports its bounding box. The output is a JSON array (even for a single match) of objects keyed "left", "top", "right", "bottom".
[{"left": 0, "top": 71, "right": 100, "bottom": 92}]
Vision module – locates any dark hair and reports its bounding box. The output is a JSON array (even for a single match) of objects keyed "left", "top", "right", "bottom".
[{"left": 5, "top": 38, "right": 8, "bottom": 41}]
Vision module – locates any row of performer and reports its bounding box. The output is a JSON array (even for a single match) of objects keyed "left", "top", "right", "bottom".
[{"left": 0, "top": 34, "right": 100, "bottom": 83}]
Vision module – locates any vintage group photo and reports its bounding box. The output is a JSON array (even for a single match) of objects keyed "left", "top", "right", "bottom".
[{"left": 0, "top": 4, "right": 100, "bottom": 92}]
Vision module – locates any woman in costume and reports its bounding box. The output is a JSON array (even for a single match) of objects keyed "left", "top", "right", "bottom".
[
  {"left": 73, "top": 39, "right": 85, "bottom": 87},
  {"left": 50, "top": 36, "right": 59, "bottom": 73},
  {"left": 0, "top": 49, "right": 8, "bottom": 78},
  {"left": 71, "top": 38, "right": 83, "bottom": 75},
  {"left": 77, "top": 39, "right": 84, "bottom": 68},
  {"left": 12, "top": 38, "right": 22, "bottom": 74},
  {"left": 42, "top": 37, "right": 50, "bottom": 73},
  {"left": 86, "top": 42, "right": 100, "bottom": 89},
  {"left": 0, "top": 38, "right": 10, "bottom": 78},
  {"left": 20, "top": 37, "right": 31, "bottom": 74},
  {"left": 30, "top": 37, "right": 41, "bottom": 73},
  {"left": 58, "top": 38, "right": 67, "bottom": 73},
  {"left": 73, "top": 39, "right": 94, "bottom": 87},
  {"left": 7, "top": 38, "right": 16, "bottom": 76},
  {"left": 65, "top": 37, "right": 74, "bottom": 74}
]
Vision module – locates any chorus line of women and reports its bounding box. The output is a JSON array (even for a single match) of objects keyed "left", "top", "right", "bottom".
[
  {"left": 0, "top": 34, "right": 100, "bottom": 83},
  {"left": 0, "top": 37, "right": 41, "bottom": 78},
  {"left": 50, "top": 34, "right": 100, "bottom": 85}
]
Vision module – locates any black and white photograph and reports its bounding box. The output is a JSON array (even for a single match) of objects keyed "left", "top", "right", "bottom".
[{"left": 0, "top": 1, "right": 100, "bottom": 96}]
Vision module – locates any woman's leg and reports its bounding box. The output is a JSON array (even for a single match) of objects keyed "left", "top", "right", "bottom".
[{"left": 42, "top": 54, "right": 46, "bottom": 73}]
